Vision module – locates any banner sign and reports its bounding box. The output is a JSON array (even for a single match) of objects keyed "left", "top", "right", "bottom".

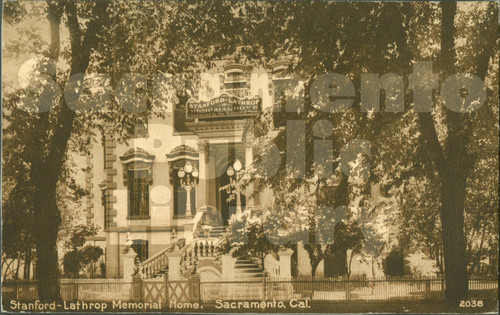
[{"left": 186, "top": 93, "right": 261, "bottom": 119}]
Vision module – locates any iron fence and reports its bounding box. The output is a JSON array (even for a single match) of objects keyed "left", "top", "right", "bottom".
[
  {"left": 2, "top": 276, "right": 498, "bottom": 303},
  {"left": 199, "top": 276, "right": 498, "bottom": 302},
  {"left": 2, "top": 279, "right": 132, "bottom": 302}
]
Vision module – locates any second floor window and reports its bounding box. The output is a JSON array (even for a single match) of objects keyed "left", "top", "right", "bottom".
[
  {"left": 128, "top": 170, "right": 150, "bottom": 218},
  {"left": 224, "top": 71, "right": 248, "bottom": 98}
]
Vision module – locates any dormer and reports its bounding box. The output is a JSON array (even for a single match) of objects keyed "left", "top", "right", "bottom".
[
  {"left": 268, "top": 59, "right": 291, "bottom": 79},
  {"left": 220, "top": 62, "right": 251, "bottom": 98}
]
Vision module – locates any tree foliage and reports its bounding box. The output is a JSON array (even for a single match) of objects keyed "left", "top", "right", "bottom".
[
  {"left": 219, "top": 212, "right": 279, "bottom": 268},
  {"left": 62, "top": 225, "right": 103, "bottom": 278}
]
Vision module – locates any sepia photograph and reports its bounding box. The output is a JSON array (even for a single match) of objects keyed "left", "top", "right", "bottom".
[{"left": 1, "top": 0, "right": 499, "bottom": 313}]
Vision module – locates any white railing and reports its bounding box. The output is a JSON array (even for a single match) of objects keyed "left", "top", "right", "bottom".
[
  {"left": 224, "top": 74, "right": 247, "bottom": 83},
  {"left": 181, "top": 237, "right": 221, "bottom": 273},
  {"left": 192, "top": 210, "right": 206, "bottom": 239},
  {"left": 139, "top": 208, "right": 224, "bottom": 279},
  {"left": 264, "top": 254, "right": 281, "bottom": 278},
  {"left": 140, "top": 243, "right": 176, "bottom": 279},
  {"left": 223, "top": 88, "right": 249, "bottom": 98}
]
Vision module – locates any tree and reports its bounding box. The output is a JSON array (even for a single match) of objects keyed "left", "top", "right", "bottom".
[
  {"left": 2, "top": 0, "right": 245, "bottom": 301},
  {"left": 62, "top": 225, "right": 103, "bottom": 278},
  {"left": 240, "top": 1, "right": 498, "bottom": 305},
  {"left": 3, "top": 1, "right": 497, "bottom": 306},
  {"left": 383, "top": 248, "right": 410, "bottom": 277},
  {"left": 2, "top": 94, "right": 86, "bottom": 280},
  {"left": 412, "top": 2, "right": 498, "bottom": 301},
  {"left": 219, "top": 212, "right": 278, "bottom": 269}
]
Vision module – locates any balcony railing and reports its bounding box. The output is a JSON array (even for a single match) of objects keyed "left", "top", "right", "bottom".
[{"left": 223, "top": 88, "right": 249, "bottom": 98}]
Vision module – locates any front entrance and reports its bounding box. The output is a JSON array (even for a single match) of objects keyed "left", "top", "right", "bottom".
[
  {"left": 206, "top": 142, "right": 246, "bottom": 226},
  {"left": 217, "top": 163, "right": 246, "bottom": 226}
]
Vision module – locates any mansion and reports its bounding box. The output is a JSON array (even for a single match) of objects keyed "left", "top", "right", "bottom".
[{"left": 84, "top": 60, "right": 380, "bottom": 281}]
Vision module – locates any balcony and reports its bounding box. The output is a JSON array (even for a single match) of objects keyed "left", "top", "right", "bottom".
[
  {"left": 223, "top": 88, "right": 249, "bottom": 98},
  {"left": 224, "top": 74, "right": 247, "bottom": 84}
]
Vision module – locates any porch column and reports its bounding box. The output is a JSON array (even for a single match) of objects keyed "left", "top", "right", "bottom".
[
  {"left": 221, "top": 254, "right": 236, "bottom": 280},
  {"left": 168, "top": 248, "right": 183, "bottom": 280},
  {"left": 122, "top": 247, "right": 138, "bottom": 282},
  {"left": 244, "top": 140, "right": 254, "bottom": 209},
  {"left": 197, "top": 141, "right": 209, "bottom": 210}
]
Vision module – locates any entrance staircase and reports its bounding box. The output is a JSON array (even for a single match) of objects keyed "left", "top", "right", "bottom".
[
  {"left": 234, "top": 258, "right": 263, "bottom": 279},
  {"left": 139, "top": 214, "right": 264, "bottom": 280},
  {"left": 198, "top": 225, "right": 226, "bottom": 239}
]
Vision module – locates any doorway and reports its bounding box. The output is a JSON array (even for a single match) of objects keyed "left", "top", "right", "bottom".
[{"left": 216, "top": 163, "right": 246, "bottom": 226}]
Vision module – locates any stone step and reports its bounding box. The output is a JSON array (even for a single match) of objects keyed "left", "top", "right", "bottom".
[
  {"left": 198, "top": 225, "right": 226, "bottom": 238},
  {"left": 234, "top": 265, "right": 259, "bottom": 269},
  {"left": 234, "top": 257, "right": 263, "bottom": 279},
  {"left": 235, "top": 273, "right": 262, "bottom": 278},
  {"left": 235, "top": 270, "right": 262, "bottom": 274}
]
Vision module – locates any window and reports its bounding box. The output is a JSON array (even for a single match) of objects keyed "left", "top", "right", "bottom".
[
  {"left": 224, "top": 71, "right": 248, "bottom": 98},
  {"left": 120, "top": 148, "right": 154, "bottom": 220},
  {"left": 128, "top": 170, "right": 150, "bottom": 218},
  {"left": 131, "top": 240, "right": 148, "bottom": 262},
  {"left": 173, "top": 176, "right": 196, "bottom": 217}
]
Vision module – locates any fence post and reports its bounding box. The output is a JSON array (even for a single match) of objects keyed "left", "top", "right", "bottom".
[
  {"left": 189, "top": 273, "right": 201, "bottom": 303},
  {"left": 221, "top": 254, "right": 236, "bottom": 280},
  {"left": 168, "top": 248, "right": 183, "bottom": 280},
  {"left": 262, "top": 273, "right": 267, "bottom": 301},
  {"left": 131, "top": 274, "right": 142, "bottom": 302},
  {"left": 164, "top": 272, "right": 169, "bottom": 303},
  {"left": 74, "top": 282, "right": 79, "bottom": 300},
  {"left": 278, "top": 249, "right": 293, "bottom": 280},
  {"left": 441, "top": 277, "right": 445, "bottom": 299},
  {"left": 122, "top": 247, "right": 138, "bottom": 283}
]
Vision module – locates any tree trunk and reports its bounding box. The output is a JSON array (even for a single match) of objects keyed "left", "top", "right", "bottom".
[
  {"left": 24, "top": 248, "right": 32, "bottom": 279},
  {"left": 15, "top": 256, "right": 21, "bottom": 280},
  {"left": 30, "top": 0, "right": 109, "bottom": 301},
  {"left": 436, "top": 1, "right": 496, "bottom": 304},
  {"left": 440, "top": 162, "right": 469, "bottom": 302},
  {"left": 34, "top": 184, "right": 62, "bottom": 301}
]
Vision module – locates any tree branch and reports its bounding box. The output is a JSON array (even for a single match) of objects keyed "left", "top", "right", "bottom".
[
  {"left": 417, "top": 112, "right": 447, "bottom": 175},
  {"left": 43, "top": 1, "right": 110, "bottom": 185},
  {"left": 46, "top": 1, "right": 63, "bottom": 60},
  {"left": 64, "top": 1, "right": 82, "bottom": 57}
]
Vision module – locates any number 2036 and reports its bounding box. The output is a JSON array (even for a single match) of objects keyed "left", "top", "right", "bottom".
[{"left": 459, "top": 300, "right": 483, "bottom": 307}]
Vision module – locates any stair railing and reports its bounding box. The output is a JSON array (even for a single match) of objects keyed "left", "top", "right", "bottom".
[
  {"left": 138, "top": 206, "right": 224, "bottom": 279},
  {"left": 139, "top": 242, "right": 176, "bottom": 279},
  {"left": 180, "top": 237, "right": 221, "bottom": 273},
  {"left": 264, "top": 254, "right": 281, "bottom": 278},
  {"left": 192, "top": 210, "right": 207, "bottom": 239}
]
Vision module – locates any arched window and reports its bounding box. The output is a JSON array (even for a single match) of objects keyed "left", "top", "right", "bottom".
[
  {"left": 166, "top": 145, "right": 199, "bottom": 218},
  {"left": 120, "top": 148, "right": 155, "bottom": 219},
  {"left": 128, "top": 170, "right": 150, "bottom": 218}
]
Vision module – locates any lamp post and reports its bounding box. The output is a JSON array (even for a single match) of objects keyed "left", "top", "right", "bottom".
[
  {"left": 177, "top": 161, "right": 199, "bottom": 219},
  {"left": 226, "top": 159, "right": 243, "bottom": 215}
]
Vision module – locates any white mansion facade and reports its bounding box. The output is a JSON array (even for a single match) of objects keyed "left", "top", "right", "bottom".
[{"left": 85, "top": 60, "right": 379, "bottom": 280}]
